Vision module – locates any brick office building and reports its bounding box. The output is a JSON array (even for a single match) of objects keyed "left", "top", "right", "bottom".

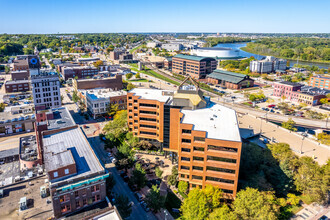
[
  {"left": 11, "top": 70, "right": 29, "bottom": 80},
  {"left": 308, "top": 75, "right": 330, "bottom": 89},
  {"left": 4, "top": 79, "right": 30, "bottom": 93},
  {"left": 172, "top": 54, "right": 217, "bottom": 79},
  {"left": 61, "top": 66, "right": 99, "bottom": 80},
  {"left": 127, "top": 77, "right": 242, "bottom": 198},
  {"left": 73, "top": 75, "right": 123, "bottom": 90},
  {"left": 33, "top": 107, "right": 108, "bottom": 218}
]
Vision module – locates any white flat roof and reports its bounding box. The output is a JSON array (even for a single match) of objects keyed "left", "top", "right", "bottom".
[
  {"left": 86, "top": 89, "right": 127, "bottom": 99},
  {"left": 129, "top": 88, "right": 172, "bottom": 103},
  {"left": 181, "top": 103, "right": 241, "bottom": 142}
]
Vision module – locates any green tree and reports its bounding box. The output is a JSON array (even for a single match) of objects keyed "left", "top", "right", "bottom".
[
  {"left": 106, "top": 103, "right": 119, "bottom": 117},
  {"left": 208, "top": 205, "right": 236, "bottom": 220},
  {"left": 115, "top": 194, "right": 132, "bottom": 219},
  {"left": 181, "top": 188, "right": 209, "bottom": 220},
  {"left": 103, "top": 110, "right": 128, "bottom": 139},
  {"left": 286, "top": 193, "right": 300, "bottom": 206},
  {"left": 155, "top": 166, "right": 163, "bottom": 178},
  {"left": 294, "top": 156, "right": 327, "bottom": 203},
  {"left": 23, "top": 47, "right": 34, "bottom": 55},
  {"left": 135, "top": 72, "right": 141, "bottom": 79},
  {"left": 320, "top": 98, "right": 328, "bottom": 105},
  {"left": 145, "top": 185, "right": 165, "bottom": 213},
  {"left": 132, "top": 163, "right": 146, "bottom": 189},
  {"left": 178, "top": 181, "right": 188, "bottom": 195},
  {"left": 167, "top": 174, "right": 177, "bottom": 186},
  {"left": 281, "top": 118, "right": 297, "bottom": 132},
  {"left": 126, "top": 72, "right": 133, "bottom": 80},
  {"left": 233, "top": 188, "right": 280, "bottom": 220},
  {"left": 127, "top": 83, "right": 135, "bottom": 91},
  {"left": 0, "top": 103, "right": 5, "bottom": 112},
  {"left": 72, "top": 90, "right": 80, "bottom": 103},
  {"left": 4, "top": 66, "right": 10, "bottom": 74},
  {"left": 106, "top": 174, "right": 116, "bottom": 196}
]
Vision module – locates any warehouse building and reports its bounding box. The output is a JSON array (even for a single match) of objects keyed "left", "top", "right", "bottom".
[{"left": 207, "top": 69, "right": 254, "bottom": 89}]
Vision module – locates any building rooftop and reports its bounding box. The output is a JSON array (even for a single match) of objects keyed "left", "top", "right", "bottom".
[
  {"left": 5, "top": 79, "right": 30, "bottom": 85},
  {"left": 195, "top": 47, "right": 233, "bottom": 51},
  {"left": 0, "top": 147, "right": 19, "bottom": 159},
  {"left": 86, "top": 89, "right": 127, "bottom": 100},
  {"left": 44, "top": 142, "right": 75, "bottom": 172},
  {"left": 207, "top": 69, "right": 249, "bottom": 84},
  {"left": 312, "top": 75, "right": 330, "bottom": 79},
  {"left": 20, "top": 135, "right": 38, "bottom": 162},
  {"left": 181, "top": 103, "right": 241, "bottom": 142},
  {"left": 37, "top": 107, "right": 75, "bottom": 130},
  {"left": 43, "top": 127, "right": 105, "bottom": 184},
  {"left": 298, "top": 86, "right": 330, "bottom": 96},
  {"left": 30, "top": 72, "right": 58, "bottom": 79},
  {"left": 173, "top": 54, "right": 214, "bottom": 62},
  {"left": 129, "top": 88, "right": 173, "bottom": 103},
  {"left": 276, "top": 81, "right": 303, "bottom": 87}
]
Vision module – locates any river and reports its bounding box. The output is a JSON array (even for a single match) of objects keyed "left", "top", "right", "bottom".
[{"left": 214, "top": 42, "right": 330, "bottom": 69}]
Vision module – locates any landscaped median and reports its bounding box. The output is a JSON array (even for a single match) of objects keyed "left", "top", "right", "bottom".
[
  {"left": 128, "top": 63, "right": 181, "bottom": 86},
  {"left": 128, "top": 64, "right": 224, "bottom": 97}
]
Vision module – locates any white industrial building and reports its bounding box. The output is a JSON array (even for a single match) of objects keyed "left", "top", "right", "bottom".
[
  {"left": 161, "top": 43, "right": 183, "bottom": 51},
  {"left": 191, "top": 47, "right": 240, "bottom": 59}
]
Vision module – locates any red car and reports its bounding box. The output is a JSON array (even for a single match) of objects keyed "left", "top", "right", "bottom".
[{"left": 268, "top": 104, "right": 276, "bottom": 108}]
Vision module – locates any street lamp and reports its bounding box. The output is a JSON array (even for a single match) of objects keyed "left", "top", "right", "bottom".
[{"left": 300, "top": 136, "right": 305, "bottom": 154}]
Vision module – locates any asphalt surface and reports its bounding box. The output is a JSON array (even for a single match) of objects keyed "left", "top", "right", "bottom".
[{"left": 87, "top": 136, "right": 156, "bottom": 220}]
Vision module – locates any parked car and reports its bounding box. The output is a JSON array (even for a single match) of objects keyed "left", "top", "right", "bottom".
[
  {"left": 134, "top": 192, "right": 143, "bottom": 202},
  {"left": 270, "top": 109, "right": 275, "bottom": 113},
  {"left": 140, "top": 201, "right": 150, "bottom": 212}
]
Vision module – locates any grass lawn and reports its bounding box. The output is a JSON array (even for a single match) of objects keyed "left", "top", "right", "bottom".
[
  {"left": 165, "top": 191, "right": 182, "bottom": 219},
  {"left": 129, "top": 64, "right": 181, "bottom": 86},
  {"left": 129, "top": 44, "right": 143, "bottom": 54},
  {"left": 127, "top": 78, "right": 149, "bottom": 83},
  {"left": 81, "top": 55, "right": 91, "bottom": 58}
]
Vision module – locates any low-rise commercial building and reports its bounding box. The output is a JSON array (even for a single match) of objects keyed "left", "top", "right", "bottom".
[
  {"left": 172, "top": 54, "right": 217, "bottom": 79},
  {"left": 4, "top": 79, "right": 30, "bottom": 93},
  {"left": 127, "top": 77, "right": 242, "bottom": 198},
  {"left": 273, "top": 81, "right": 329, "bottom": 105},
  {"left": 30, "top": 107, "right": 107, "bottom": 218},
  {"left": 11, "top": 70, "right": 29, "bottom": 80},
  {"left": 207, "top": 69, "right": 254, "bottom": 89},
  {"left": 61, "top": 66, "right": 99, "bottom": 80},
  {"left": 109, "top": 50, "right": 133, "bottom": 61},
  {"left": 0, "top": 110, "right": 35, "bottom": 136},
  {"left": 73, "top": 75, "right": 123, "bottom": 91},
  {"left": 85, "top": 89, "right": 127, "bottom": 118},
  {"left": 250, "top": 56, "right": 287, "bottom": 73},
  {"left": 308, "top": 75, "right": 330, "bottom": 89}
]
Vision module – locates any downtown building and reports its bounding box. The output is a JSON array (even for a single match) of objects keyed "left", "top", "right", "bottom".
[
  {"left": 250, "top": 56, "right": 287, "bottom": 73},
  {"left": 31, "top": 72, "right": 61, "bottom": 110},
  {"left": 127, "top": 77, "right": 241, "bottom": 198},
  {"left": 172, "top": 54, "right": 217, "bottom": 79},
  {"left": 25, "top": 107, "right": 108, "bottom": 218}
]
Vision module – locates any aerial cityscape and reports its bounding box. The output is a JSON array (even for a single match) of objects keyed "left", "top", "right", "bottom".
[{"left": 0, "top": 0, "right": 329, "bottom": 220}]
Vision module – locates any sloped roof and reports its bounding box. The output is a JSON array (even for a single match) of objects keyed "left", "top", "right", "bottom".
[
  {"left": 173, "top": 54, "right": 214, "bottom": 62},
  {"left": 173, "top": 92, "right": 205, "bottom": 106},
  {"left": 207, "top": 69, "right": 249, "bottom": 84}
]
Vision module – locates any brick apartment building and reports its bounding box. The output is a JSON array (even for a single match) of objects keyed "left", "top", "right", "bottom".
[
  {"left": 207, "top": 69, "right": 254, "bottom": 89},
  {"left": 127, "top": 77, "right": 242, "bottom": 198},
  {"left": 109, "top": 50, "right": 133, "bottom": 61},
  {"left": 61, "top": 66, "right": 99, "bottom": 80},
  {"left": 4, "top": 79, "right": 30, "bottom": 93},
  {"left": 308, "top": 75, "right": 330, "bottom": 89},
  {"left": 73, "top": 75, "right": 123, "bottom": 91},
  {"left": 172, "top": 54, "right": 217, "bottom": 79},
  {"left": 33, "top": 107, "right": 108, "bottom": 218}
]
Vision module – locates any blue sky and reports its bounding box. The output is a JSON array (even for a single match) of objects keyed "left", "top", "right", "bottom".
[{"left": 0, "top": 0, "right": 329, "bottom": 34}]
